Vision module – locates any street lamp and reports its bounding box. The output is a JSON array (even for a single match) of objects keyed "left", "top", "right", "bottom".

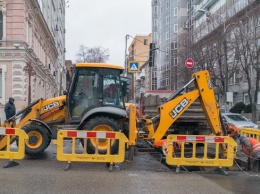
[
  {"left": 124, "top": 34, "right": 130, "bottom": 77},
  {"left": 23, "top": 62, "right": 36, "bottom": 105}
]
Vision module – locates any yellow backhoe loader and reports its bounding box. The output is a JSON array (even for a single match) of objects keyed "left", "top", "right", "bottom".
[
  {"left": 0, "top": 64, "right": 229, "bottom": 159},
  {"left": 0, "top": 63, "right": 129, "bottom": 155}
]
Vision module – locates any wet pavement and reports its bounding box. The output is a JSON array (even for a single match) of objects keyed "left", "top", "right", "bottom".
[{"left": 0, "top": 141, "right": 259, "bottom": 194}]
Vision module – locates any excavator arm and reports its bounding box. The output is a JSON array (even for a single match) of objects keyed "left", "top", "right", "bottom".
[{"left": 144, "top": 70, "right": 226, "bottom": 142}]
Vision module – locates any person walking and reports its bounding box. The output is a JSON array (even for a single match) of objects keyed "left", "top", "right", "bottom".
[
  {"left": 4, "top": 97, "right": 16, "bottom": 120},
  {"left": 239, "top": 136, "right": 260, "bottom": 171}
]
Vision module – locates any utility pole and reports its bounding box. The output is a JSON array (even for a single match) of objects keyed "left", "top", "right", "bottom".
[
  {"left": 23, "top": 62, "right": 35, "bottom": 105},
  {"left": 124, "top": 35, "right": 129, "bottom": 77}
]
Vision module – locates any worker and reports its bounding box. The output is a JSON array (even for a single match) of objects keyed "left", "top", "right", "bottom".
[
  {"left": 153, "top": 139, "right": 181, "bottom": 156},
  {"left": 226, "top": 122, "right": 240, "bottom": 141},
  {"left": 4, "top": 97, "right": 16, "bottom": 120},
  {"left": 239, "top": 136, "right": 260, "bottom": 171}
]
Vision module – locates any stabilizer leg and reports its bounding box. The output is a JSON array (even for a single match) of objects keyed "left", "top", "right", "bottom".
[{"left": 3, "top": 161, "right": 19, "bottom": 168}]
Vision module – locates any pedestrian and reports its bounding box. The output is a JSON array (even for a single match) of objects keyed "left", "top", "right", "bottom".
[
  {"left": 239, "top": 136, "right": 260, "bottom": 171},
  {"left": 4, "top": 97, "right": 16, "bottom": 120}
]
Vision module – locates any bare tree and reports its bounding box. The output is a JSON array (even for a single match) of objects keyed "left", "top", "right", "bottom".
[
  {"left": 234, "top": 7, "right": 260, "bottom": 122},
  {"left": 76, "top": 45, "right": 109, "bottom": 63}
]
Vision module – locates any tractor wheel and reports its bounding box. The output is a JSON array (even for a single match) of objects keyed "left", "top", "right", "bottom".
[
  {"left": 22, "top": 124, "right": 51, "bottom": 155},
  {"left": 82, "top": 117, "right": 121, "bottom": 154}
]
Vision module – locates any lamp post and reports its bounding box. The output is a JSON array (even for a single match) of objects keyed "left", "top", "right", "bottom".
[
  {"left": 23, "top": 62, "right": 36, "bottom": 105},
  {"left": 124, "top": 34, "right": 129, "bottom": 77}
]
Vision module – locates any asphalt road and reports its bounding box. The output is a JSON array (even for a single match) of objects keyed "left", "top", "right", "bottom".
[{"left": 0, "top": 141, "right": 259, "bottom": 194}]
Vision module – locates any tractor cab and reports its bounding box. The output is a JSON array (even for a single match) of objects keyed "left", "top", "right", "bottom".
[{"left": 67, "top": 63, "right": 127, "bottom": 123}]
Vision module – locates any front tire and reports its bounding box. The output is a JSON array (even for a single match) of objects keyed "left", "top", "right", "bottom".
[
  {"left": 22, "top": 124, "right": 51, "bottom": 155},
  {"left": 82, "top": 117, "right": 121, "bottom": 154}
]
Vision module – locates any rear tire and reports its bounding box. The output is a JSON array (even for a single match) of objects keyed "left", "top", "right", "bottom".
[
  {"left": 82, "top": 117, "right": 121, "bottom": 154},
  {"left": 22, "top": 124, "right": 51, "bottom": 155}
]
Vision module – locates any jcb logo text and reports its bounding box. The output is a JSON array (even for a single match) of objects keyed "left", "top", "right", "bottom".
[
  {"left": 171, "top": 98, "right": 189, "bottom": 119},
  {"left": 43, "top": 101, "right": 60, "bottom": 112}
]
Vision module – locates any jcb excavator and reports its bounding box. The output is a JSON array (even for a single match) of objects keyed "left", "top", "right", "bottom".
[
  {"left": 140, "top": 70, "right": 227, "bottom": 142},
  {"left": 0, "top": 63, "right": 129, "bottom": 155},
  {"left": 0, "top": 65, "right": 228, "bottom": 157}
]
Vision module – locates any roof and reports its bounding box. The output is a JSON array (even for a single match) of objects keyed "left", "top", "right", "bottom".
[{"left": 76, "top": 63, "right": 124, "bottom": 70}]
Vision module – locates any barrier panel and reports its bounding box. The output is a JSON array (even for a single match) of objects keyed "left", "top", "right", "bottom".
[
  {"left": 166, "top": 135, "right": 237, "bottom": 172},
  {"left": 240, "top": 128, "right": 260, "bottom": 141},
  {"left": 54, "top": 130, "right": 129, "bottom": 171},
  {"left": 0, "top": 127, "right": 28, "bottom": 168}
]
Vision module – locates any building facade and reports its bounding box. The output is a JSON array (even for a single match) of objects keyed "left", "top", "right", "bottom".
[
  {"left": 151, "top": 0, "right": 189, "bottom": 91},
  {"left": 190, "top": 0, "right": 260, "bottom": 111},
  {"left": 127, "top": 34, "right": 151, "bottom": 103},
  {"left": 0, "top": 0, "right": 65, "bottom": 121},
  {"left": 39, "top": 0, "right": 66, "bottom": 94}
]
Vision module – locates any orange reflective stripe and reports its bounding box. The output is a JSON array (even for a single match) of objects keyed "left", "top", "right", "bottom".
[{"left": 251, "top": 143, "right": 260, "bottom": 156}]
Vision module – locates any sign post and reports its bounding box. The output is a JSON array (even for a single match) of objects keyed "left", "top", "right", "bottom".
[{"left": 185, "top": 58, "right": 194, "bottom": 68}]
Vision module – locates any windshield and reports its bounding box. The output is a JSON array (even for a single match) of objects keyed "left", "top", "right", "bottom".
[
  {"left": 102, "top": 68, "right": 124, "bottom": 107},
  {"left": 68, "top": 67, "right": 124, "bottom": 119},
  {"left": 226, "top": 114, "right": 248, "bottom": 121}
]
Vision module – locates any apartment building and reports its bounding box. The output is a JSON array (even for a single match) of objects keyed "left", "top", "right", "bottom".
[
  {"left": 39, "top": 0, "right": 66, "bottom": 94},
  {"left": 191, "top": 0, "right": 260, "bottom": 111},
  {"left": 0, "top": 0, "right": 65, "bottom": 119},
  {"left": 127, "top": 34, "right": 151, "bottom": 103},
  {"left": 151, "top": 0, "right": 188, "bottom": 91}
]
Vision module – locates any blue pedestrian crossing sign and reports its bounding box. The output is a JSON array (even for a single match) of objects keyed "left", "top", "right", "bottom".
[{"left": 128, "top": 61, "right": 140, "bottom": 73}]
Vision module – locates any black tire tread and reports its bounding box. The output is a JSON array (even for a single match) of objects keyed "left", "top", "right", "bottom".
[{"left": 22, "top": 124, "right": 51, "bottom": 156}]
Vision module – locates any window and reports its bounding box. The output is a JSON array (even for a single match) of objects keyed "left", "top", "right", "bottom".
[
  {"left": 0, "top": 11, "right": 3, "bottom": 40},
  {"left": 144, "top": 39, "right": 148, "bottom": 45},
  {"left": 166, "top": 31, "right": 169, "bottom": 39},
  {"left": 166, "top": 16, "right": 170, "bottom": 24},
  {"left": 174, "top": 24, "right": 178, "bottom": 32},
  {"left": 174, "top": 41, "right": 177, "bottom": 49},
  {"left": 153, "top": 19, "right": 158, "bottom": 26},
  {"left": 174, "top": 58, "right": 178, "bottom": 66},
  {"left": 166, "top": 78, "right": 169, "bottom": 86},
  {"left": 166, "top": 1, "right": 169, "bottom": 9},
  {"left": 166, "top": 62, "right": 170, "bottom": 70},
  {"left": 153, "top": 6, "right": 157, "bottom": 13},
  {"left": 174, "top": 7, "right": 178, "bottom": 16},
  {"left": 69, "top": 68, "right": 123, "bottom": 119},
  {"left": 244, "top": 93, "right": 249, "bottom": 105}
]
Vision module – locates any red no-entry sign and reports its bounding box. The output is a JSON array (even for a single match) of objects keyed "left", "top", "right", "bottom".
[{"left": 185, "top": 58, "right": 194, "bottom": 68}]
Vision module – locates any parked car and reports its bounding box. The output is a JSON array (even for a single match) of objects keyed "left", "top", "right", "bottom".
[{"left": 221, "top": 113, "right": 258, "bottom": 130}]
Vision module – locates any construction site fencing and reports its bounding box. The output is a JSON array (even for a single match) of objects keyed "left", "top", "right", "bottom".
[
  {"left": 240, "top": 128, "right": 260, "bottom": 141},
  {"left": 0, "top": 127, "right": 28, "bottom": 168},
  {"left": 53, "top": 130, "right": 128, "bottom": 171},
  {"left": 165, "top": 135, "right": 237, "bottom": 171}
]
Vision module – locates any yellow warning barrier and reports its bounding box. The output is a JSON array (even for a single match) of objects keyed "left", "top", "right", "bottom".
[
  {"left": 240, "top": 128, "right": 260, "bottom": 141},
  {"left": 166, "top": 135, "right": 237, "bottom": 168},
  {"left": 0, "top": 127, "right": 28, "bottom": 167},
  {"left": 54, "top": 130, "right": 128, "bottom": 171}
]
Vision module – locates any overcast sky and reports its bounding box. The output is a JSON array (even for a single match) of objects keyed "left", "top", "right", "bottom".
[{"left": 65, "top": 0, "right": 152, "bottom": 67}]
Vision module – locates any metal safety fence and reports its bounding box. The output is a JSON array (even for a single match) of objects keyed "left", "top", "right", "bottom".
[
  {"left": 165, "top": 135, "right": 237, "bottom": 173},
  {"left": 240, "top": 128, "right": 260, "bottom": 141},
  {"left": 0, "top": 127, "right": 28, "bottom": 168},
  {"left": 53, "top": 130, "right": 129, "bottom": 171}
]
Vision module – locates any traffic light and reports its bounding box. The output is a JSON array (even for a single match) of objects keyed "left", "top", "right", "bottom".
[
  {"left": 149, "top": 43, "right": 155, "bottom": 67},
  {"left": 120, "top": 77, "right": 131, "bottom": 95}
]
